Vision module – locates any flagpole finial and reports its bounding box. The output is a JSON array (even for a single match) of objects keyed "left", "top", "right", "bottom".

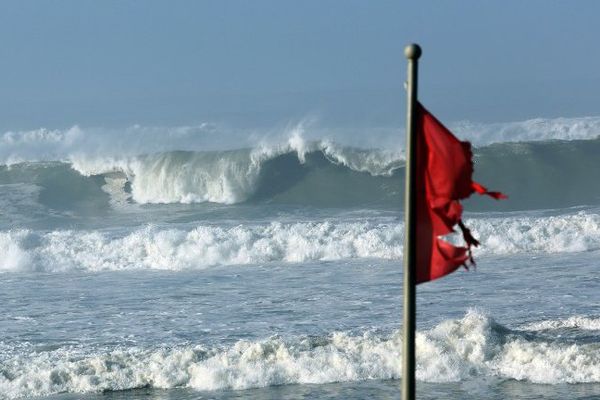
[{"left": 404, "top": 44, "right": 422, "bottom": 60}]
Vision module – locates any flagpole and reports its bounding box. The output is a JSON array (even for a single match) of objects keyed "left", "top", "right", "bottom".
[{"left": 403, "top": 43, "right": 421, "bottom": 400}]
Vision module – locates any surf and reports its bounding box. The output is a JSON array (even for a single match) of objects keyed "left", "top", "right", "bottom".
[
  {"left": 2, "top": 210, "right": 600, "bottom": 273},
  {"left": 2, "top": 138, "right": 600, "bottom": 212},
  {"left": 1, "top": 311, "right": 599, "bottom": 399}
]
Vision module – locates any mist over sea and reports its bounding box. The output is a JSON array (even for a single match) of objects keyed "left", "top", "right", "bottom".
[{"left": 1, "top": 116, "right": 600, "bottom": 399}]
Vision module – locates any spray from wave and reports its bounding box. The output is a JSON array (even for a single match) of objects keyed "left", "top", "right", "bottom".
[
  {"left": 2, "top": 116, "right": 600, "bottom": 212},
  {"left": 450, "top": 115, "right": 600, "bottom": 144},
  {"left": 2, "top": 114, "right": 600, "bottom": 165}
]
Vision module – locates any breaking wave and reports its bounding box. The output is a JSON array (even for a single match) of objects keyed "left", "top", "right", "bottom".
[
  {"left": 0, "top": 133, "right": 402, "bottom": 209},
  {"left": 2, "top": 114, "right": 600, "bottom": 165},
  {"left": 68, "top": 136, "right": 402, "bottom": 205},
  {"left": 1, "top": 137, "right": 600, "bottom": 210},
  {"left": 1, "top": 311, "right": 599, "bottom": 398},
  {"left": 1, "top": 114, "right": 600, "bottom": 210},
  {"left": 1, "top": 211, "right": 600, "bottom": 272},
  {"left": 0, "top": 222, "right": 404, "bottom": 272}
]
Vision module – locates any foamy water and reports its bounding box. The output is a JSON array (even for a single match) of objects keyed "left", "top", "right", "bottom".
[
  {"left": 2, "top": 118, "right": 600, "bottom": 399},
  {"left": 1, "top": 250, "right": 599, "bottom": 400},
  {"left": 2, "top": 211, "right": 600, "bottom": 273},
  {"left": 3, "top": 311, "right": 600, "bottom": 399}
]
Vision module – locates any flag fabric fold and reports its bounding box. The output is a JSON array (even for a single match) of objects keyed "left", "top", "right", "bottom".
[{"left": 415, "top": 103, "right": 506, "bottom": 284}]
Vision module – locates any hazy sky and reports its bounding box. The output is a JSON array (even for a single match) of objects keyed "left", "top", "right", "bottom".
[{"left": 1, "top": 0, "right": 599, "bottom": 131}]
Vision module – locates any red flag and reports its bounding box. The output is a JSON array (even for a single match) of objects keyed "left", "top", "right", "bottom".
[{"left": 415, "top": 103, "right": 506, "bottom": 284}]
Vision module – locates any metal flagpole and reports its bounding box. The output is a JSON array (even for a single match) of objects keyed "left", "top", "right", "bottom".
[{"left": 402, "top": 43, "right": 421, "bottom": 400}]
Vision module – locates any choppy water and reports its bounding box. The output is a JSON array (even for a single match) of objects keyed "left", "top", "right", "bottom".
[
  {"left": 3, "top": 253, "right": 600, "bottom": 399},
  {"left": 1, "top": 117, "right": 600, "bottom": 399}
]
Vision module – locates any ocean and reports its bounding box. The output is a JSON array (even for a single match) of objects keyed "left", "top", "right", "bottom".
[{"left": 1, "top": 117, "right": 600, "bottom": 399}]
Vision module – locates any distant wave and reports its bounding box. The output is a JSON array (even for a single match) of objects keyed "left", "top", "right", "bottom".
[
  {"left": 1, "top": 211, "right": 599, "bottom": 272},
  {"left": 2, "top": 115, "right": 600, "bottom": 166},
  {"left": 450, "top": 115, "right": 600, "bottom": 144},
  {"left": 0, "top": 143, "right": 402, "bottom": 211},
  {"left": 68, "top": 137, "right": 402, "bottom": 205},
  {"left": 2, "top": 311, "right": 599, "bottom": 398},
  {"left": 2, "top": 115, "right": 600, "bottom": 210},
  {"left": 1, "top": 137, "right": 600, "bottom": 210}
]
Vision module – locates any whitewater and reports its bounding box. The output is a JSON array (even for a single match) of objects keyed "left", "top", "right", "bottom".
[{"left": 1, "top": 116, "right": 600, "bottom": 399}]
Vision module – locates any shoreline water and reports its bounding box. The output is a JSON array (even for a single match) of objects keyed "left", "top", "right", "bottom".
[
  {"left": 2, "top": 252, "right": 600, "bottom": 399},
  {"left": 39, "top": 380, "right": 600, "bottom": 400}
]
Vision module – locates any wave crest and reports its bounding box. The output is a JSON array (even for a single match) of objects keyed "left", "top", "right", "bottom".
[
  {"left": 2, "top": 211, "right": 600, "bottom": 273},
  {"left": 3, "top": 114, "right": 600, "bottom": 166},
  {"left": 2, "top": 311, "right": 600, "bottom": 398},
  {"left": 0, "top": 222, "right": 403, "bottom": 272},
  {"left": 68, "top": 134, "right": 402, "bottom": 205},
  {"left": 3, "top": 137, "right": 600, "bottom": 210}
]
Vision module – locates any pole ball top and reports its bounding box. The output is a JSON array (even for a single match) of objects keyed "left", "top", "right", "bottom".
[{"left": 404, "top": 44, "right": 422, "bottom": 60}]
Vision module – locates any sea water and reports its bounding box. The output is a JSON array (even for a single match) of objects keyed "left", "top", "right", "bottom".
[{"left": 1, "top": 119, "right": 600, "bottom": 399}]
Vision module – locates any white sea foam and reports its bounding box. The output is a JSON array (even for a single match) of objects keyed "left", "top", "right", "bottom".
[
  {"left": 1, "top": 211, "right": 600, "bottom": 273},
  {"left": 0, "top": 222, "right": 403, "bottom": 273},
  {"left": 520, "top": 316, "right": 600, "bottom": 331},
  {"left": 421, "top": 313, "right": 600, "bottom": 385},
  {"left": 2, "top": 115, "right": 600, "bottom": 166},
  {"left": 468, "top": 211, "right": 600, "bottom": 255},
  {"left": 1, "top": 311, "right": 599, "bottom": 399},
  {"left": 0, "top": 231, "right": 32, "bottom": 272},
  {"left": 452, "top": 116, "right": 600, "bottom": 145}
]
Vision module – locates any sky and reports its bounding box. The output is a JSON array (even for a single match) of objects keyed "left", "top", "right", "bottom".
[{"left": 0, "top": 0, "right": 599, "bottom": 132}]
